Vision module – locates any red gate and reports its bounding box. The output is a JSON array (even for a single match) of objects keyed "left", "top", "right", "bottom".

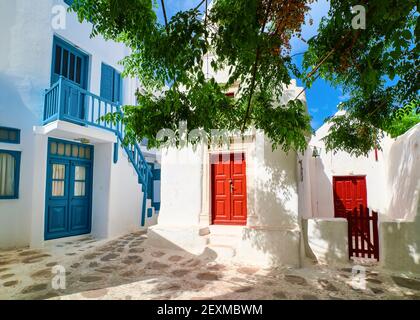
[{"left": 347, "top": 205, "right": 379, "bottom": 260}]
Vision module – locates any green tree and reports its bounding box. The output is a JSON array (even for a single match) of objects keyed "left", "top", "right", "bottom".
[
  {"left": 69, "top": 0, "right": 419, "bottom": 155},
  {"left": 304, "top": 0, "right": 419, "bottom": 156}
]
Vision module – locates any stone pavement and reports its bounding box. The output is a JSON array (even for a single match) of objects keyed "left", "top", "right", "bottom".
[{"left": 1, "top": 231, "right": 420, "bottom": 300}]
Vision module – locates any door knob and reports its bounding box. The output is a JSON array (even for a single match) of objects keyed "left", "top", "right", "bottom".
[{"left": 229, "top": 179, "right": 234, "bottom": 193}]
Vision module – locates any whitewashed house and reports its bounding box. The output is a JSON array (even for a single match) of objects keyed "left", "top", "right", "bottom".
[
  {"left": 148, "top": 51, "right": 309, "bottom": 267},
  {"left": 0, "top": 0, "right": 160, "bottom": 250},
  {"left": 301, "top": 119, "right": 420, "bottom": 273}
]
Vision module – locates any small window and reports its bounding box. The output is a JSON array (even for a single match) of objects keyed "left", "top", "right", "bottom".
[
  {"left": 0, "top": 150, "right": 21, "bottom": 199},
  {"left": 0, "top": 127, "right": 20, "bottom": 144}
]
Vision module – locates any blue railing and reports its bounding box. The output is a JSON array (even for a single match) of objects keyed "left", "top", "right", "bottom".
[
  {"left": 44, "top": 77, "right": 155, "bottom": 226},
  {"left": 44, "top": 77, "right": 120, "bottom": 132}
]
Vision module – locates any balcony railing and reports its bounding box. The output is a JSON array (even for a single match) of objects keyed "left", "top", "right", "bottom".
[
  {"left": 44, "top": 77, "right": 120, "bottom": 132},
  {"left": 44, "top": 77, "right": 155, "bottom": 225}
]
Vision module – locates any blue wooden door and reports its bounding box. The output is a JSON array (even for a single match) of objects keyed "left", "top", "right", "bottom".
[
  {"left": 45, "top": 139, "right": 93, "bottom": 240},
  {"left": 51, "top": 36, "right": 89, "bottom": 121}
]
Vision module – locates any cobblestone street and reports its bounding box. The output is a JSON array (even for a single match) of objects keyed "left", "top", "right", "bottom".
[{"left": 1, "top": 231, "right": 420, "bottom": 300}]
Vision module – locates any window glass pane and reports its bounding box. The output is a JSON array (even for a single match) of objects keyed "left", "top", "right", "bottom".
[
  {"left": 85, "top": 147, "right": 91, "bottom": 160},
  {"left": 79, "top": 147, "right": 85, "bottom": 159},
  {"left": 76, "top": 57, "right": 82, "bottom": 84},
  {"left": 62, "top": 49, "right": 69, "bottom": 78},
  {"left": 0, "top": 153, "right": 16, "bottom": 196},
  {"left": 74, "top": 182, "right": 85, "bottom": 196},
  {"left": 54, "top": 45, "right": 62, "bottom": 75},
  {"left": 75, "top": 166, "right": 86, "bottom": 180},
  {"left": 65, "top": 144, "right": 71, "bottom": 157},
  {"left": 52, "top": 164, "right": 65, "bottom": 180},
  {"left": 52, "top": 181, "right": 65, "bottom": 197},
  {"left": 69, "top": 53, "right": 75, "bottom": 81},
  {"left": 57, "top": 143, "right": 65, "bottom": 156},
  {"left": 0, "top": 129, "right": 8, "bottom": 141},
  {"left": 50, "top": 142, "right": 57, "bottom": 155},
  {"left": 72, "top": 145, "right": 79, "bottom": 158},
  {"left": 8, "top": 131, "right": 17, "bottom": 142}
]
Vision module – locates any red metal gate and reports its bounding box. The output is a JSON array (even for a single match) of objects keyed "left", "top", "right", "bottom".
[{"left": 347, "top": 205, "right": 379, "bottom": 260}]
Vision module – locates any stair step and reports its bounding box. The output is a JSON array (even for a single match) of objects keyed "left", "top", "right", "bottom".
[
  {"left": 209, "top": 234, "right": 241, "bottom": 246},
  {"left": 207, "top": 244, "right": 236, "bottom": 260},
  {"left": 209, "top": 225, "right": 244, "bottom": 236}
]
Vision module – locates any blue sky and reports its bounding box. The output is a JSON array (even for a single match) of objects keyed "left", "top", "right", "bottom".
[{"left": 156, "top": 0, "right": 340, "bottom": 130}]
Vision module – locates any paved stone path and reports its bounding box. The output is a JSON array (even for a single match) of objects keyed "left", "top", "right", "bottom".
[{"left": 1, "top": 231, "right": 420, "bottom": 300}]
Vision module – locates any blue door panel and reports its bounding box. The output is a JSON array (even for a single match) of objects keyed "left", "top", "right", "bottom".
[
  {"left": 70, "top": 205, "right": 89, "bottom": 231},
  {"left": 47, "top": 205, "right": 68, "bottom": 234}
]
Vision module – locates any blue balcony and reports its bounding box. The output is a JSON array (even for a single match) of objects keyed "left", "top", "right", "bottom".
[
  {"left": 43, "top": 77, "right": 154, "bottom": 208},
  {"left": 43, "top": 77, "right": 120, "bottom": 133}
]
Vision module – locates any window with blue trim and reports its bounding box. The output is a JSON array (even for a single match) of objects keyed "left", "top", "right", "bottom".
[
  {"left": 0, "top": 150, "right": 21, "bottom": 199},
  {"left": 100, "top": 63, "right": 122, "bottom": 103},
  {"left": 0, "top": 127, "right": 20, "bottom": 144}
]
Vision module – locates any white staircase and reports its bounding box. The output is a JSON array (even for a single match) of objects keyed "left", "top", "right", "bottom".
[{"left": 203, "top": 225, "right": 244, "bottom": 261}]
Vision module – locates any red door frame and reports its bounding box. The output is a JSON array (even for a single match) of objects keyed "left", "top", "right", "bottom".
[
  {"left": 332, "top": 175, "right": 368, "bottom": 218},
  {"left": 210, "top": 153, "right": 248, "bottom": 225}
]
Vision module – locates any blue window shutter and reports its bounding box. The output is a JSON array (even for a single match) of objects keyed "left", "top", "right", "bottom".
[
  {"left": 64, "top": 0, "right": 74, "bottom": 6},
  {"left": 113, "top": 71, "right": 122, "bottom": 103},
  {"left": 100, "top": 63, "right": 114, "bottom": 102}
]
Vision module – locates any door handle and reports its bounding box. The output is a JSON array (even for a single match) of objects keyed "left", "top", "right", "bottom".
[{"left": 229, "top": 179, "right": 234, "bottom": 193}]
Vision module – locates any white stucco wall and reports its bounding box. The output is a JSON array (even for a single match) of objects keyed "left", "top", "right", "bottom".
[
  {"left": 157, "top": 145, "right": 204, "bottom": 227},
  {"left": 303, "top": 218, "right": 349, "bottom": 265},
  {"left": 0, "top": 1, "right": 153, "bottom": 249},
  {"left": 385, "top": 124, "right": 420, "bottom": 221},
  {"left": 379, "top": 125, "right": 420, "bottom": 274},
  {"left": 107, "top": 147, "right": 145, "bottom": 238},
  {"left": 301, "top": 114, "right": 391, "bottom": 219}
]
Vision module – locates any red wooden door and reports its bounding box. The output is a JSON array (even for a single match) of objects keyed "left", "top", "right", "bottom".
[
  {"left": 333, "top": 176, "right": 367, "bottom": 218},
  {"left": 211, "top": 153, "right": 247, "bottom": 225}
]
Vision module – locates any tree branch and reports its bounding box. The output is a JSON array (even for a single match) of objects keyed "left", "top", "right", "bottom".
[
  {"left": 194, "top": 0, "right": 206, "bottom": 11},
  {"left": 241, "top": 0, "right": 274, "bottom": 132},
  {"left": 160, "top": 0, "right": 169, "bottom": 34}
]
